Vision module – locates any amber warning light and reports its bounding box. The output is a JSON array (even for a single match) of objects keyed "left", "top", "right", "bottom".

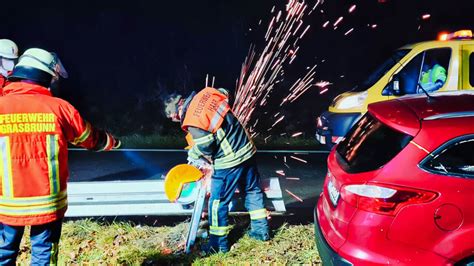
[{"left": 438, "top": 30, "right": 473, "bottom": 41}]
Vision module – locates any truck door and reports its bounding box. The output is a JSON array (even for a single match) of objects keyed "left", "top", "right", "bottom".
[
  {"left": 461, "top": 45, "right": 474, "bottom": 90},
  {"left": 388, "top": 48, "right": 452, "bottom": 99}
]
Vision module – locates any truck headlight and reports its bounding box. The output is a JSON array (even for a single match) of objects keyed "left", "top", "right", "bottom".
[{"left": 335, "top": 91, "right": 368, "bottom": 109}]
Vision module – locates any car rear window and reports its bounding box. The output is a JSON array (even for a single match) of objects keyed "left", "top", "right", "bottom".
[
  {"left": 336, "top": 113, "right": 413, "bottom": 173},
  {"left": 421, "top": 136, "right": 474, "bottom": 178}
]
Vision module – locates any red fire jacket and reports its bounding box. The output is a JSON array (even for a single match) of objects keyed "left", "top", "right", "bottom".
[
  {"left": 0, "top": 74, "right": 10, "bottom": 94},
  {"left": 0, "top": 82, "right": 117, "bottom": 225}
]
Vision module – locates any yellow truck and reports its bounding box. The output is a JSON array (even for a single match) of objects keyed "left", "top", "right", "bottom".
[{"left": 316, "top": 30, "right": 474, "bottom": 147}]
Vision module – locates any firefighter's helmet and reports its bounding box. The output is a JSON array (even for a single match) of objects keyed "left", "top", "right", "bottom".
[
  {"left": 217, "top": 88, "right": 230, "bottom": 97},
  {"left": 9, "top": 48, "right": 68, "bottom": 86},
  {"left": 164, "top": 164, "right": 203, "bottom": 204},
  {"left": 0, "top": 39, "right": 18, "bottom": 59}
]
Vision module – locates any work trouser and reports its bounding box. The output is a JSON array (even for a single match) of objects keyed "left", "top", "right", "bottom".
[
  {"left": 0, "top": 219, "right": 62, "bottom": 266},
  {"left": 208, "top": 157, "right": 269, "bottom": 252}
]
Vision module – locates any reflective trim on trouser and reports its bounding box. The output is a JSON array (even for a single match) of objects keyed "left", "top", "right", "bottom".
[
  {"left": 209, "top": 225, "right": 231, "bottom": 236},
  {"left": 208, "top": 157, "right": 269, "bottom": 252},
  {"left": 0, "top": 220, "right": 62, "bottom": 266},
  {"left": 249, "top": 209, "right": 267, "bottom": 220}
]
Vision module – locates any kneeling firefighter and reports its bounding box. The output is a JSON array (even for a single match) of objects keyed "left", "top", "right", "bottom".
[
  {"left": 165, "top": 87, "right": 270, "bottom": 253},
  {"left": 0, "top": 48, "right": 120, "bottom": 265}
]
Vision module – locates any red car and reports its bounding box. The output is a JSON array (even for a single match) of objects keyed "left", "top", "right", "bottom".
[{"left": 315, "top": 92, "right": 474, "bottom": 265}]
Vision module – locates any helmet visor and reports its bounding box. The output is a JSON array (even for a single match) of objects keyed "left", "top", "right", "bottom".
[
  {"left": 1, "top": 58, "right": 14, "bottom": 72},
  {"left": 51, "top": 53, "right": 68, "bottom": 78}
]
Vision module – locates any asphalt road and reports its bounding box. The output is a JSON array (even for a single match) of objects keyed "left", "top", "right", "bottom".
[{"left": 68, "top": 149, "right": 329, "bottom": 215}]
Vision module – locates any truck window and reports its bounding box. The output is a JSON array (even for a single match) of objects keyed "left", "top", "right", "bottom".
[
  {"left": 352, "top": 49, "right": 410, "bottom": 92},
  {"left": 336, "top": 113, "right": 413, "bottom": 173},
  {"left": 422, "top": 137, "right": 474, "bottom": 178},
  {"left": 470, "top": 53, "right": 474, "bottom": 87},
  {"left": 395, "top": 48, "right": 451, "bottom": 95}
]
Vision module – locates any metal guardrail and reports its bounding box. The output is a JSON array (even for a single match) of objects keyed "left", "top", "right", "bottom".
[{"left": 66, "top": 177, "right": 285, "bottom": 217}]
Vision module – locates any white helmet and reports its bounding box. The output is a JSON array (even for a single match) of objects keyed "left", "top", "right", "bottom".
[
  {"left": 9, "top": 48, "right": 68, "bottom": 86},
  {"left": 0, "top": 39, "right": 18, "bottom": 59}
]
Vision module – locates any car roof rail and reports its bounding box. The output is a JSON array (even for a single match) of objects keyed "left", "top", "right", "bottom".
[{"left": 423, "top": 111, "right": 474, "bottom": 121}]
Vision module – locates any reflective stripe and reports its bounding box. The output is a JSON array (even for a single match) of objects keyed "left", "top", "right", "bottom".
[
  {"left": 209, "top": 225, "right": 231, "bottom": 236},
  {"left": 50, "top": 242, "right": 59, "bottom": 266},
  {"left": 249, "top": 209, "right": 267, "bottom": 220},
  {"left": 0, "top": 190, "right": 67, "bottom": 206},
  {"left": 0, "top": 137, "right": 13, "bottom": 198},
  {"left": 220, "top": 139, "right": 233, "bottom": 156},
  {"left": 214, "top": 142, "right": 256, "bottom": 170},
  {"left": 47, "top": 135, "right": 60, "bottom": 194},
  {"left": 216, "top": 128, "right": 225, "bottom": 141},
  {"left": 188, "top": 146, "right": 203, "bottom": 159},
  {"left": 0, "top": 195, "right": 67, "bottom": 216},
  {"left": 211, "top": 199, "right": 220, "bottom": 227},
  {"left": 193, "top": 134, "right": 214, "bottom": 145},
  {"left": 216, "top": 128, "right": 237, "bottom": 157},
  {"left": 208, "top": 102, "right": 229, "bottom": 132},
  {"left": 72, "top": 122, "right": 91, "bottom": 145}
]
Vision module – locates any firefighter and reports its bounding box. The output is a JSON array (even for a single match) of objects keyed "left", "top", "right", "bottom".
[
  {"left": 165, "top": 87, "right": 270, "bottom": 253},
  {"left": 418, "top": 62, "right": 447, "bottom": 93},
  {"left": 0, "top": 39, "right": 18, "bottom": 91},
  {"left": 0, "top": 48, "right": 120, "bottom": 265}
]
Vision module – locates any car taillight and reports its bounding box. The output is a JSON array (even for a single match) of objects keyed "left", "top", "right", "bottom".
[{"left": 340, "top": 183, "right": 438, "bottom": 216}]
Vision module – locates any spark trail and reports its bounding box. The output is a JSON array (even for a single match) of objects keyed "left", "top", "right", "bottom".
[{"left": 233, "top": 0, "right": 322, "bottom": 133}]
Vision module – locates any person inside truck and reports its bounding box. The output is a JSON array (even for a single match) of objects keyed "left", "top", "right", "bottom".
[{"left": 418, "top": 60, "right": 447, "bottom": 93}]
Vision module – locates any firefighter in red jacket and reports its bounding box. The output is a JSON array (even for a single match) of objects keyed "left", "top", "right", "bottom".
[
  {"left": 0, "top": 39, "right": 18, "bottom": 91},
  {"left": 165, "top": 87, "right": 270, "bottom": 253},
  {"left": 0, "top": 48, "right": 120, "bottom": 265}
]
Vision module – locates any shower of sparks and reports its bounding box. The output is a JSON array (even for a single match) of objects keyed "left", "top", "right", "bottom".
[
  {"left": 271, "top": 116, "right": 285, "bottom": 128},
  {"left": 291, "top": 132, "right": 303, "bottom": 137},
  {"left": 319, "top": 88, "right": 329, "bottom": 94},
  {"left": 309, "top": 0, "right": 324, "bottom": 15},
  {"left": 290, "top": 155, "right": 308, "bottom": 163},
  {"left": 264, "top": 135, "right": 272, "bottom": 143},
  {"left": 333, "top": 16, "right": 343, "bottom": 27},
  {"left": 286, "top": 177, "right": 300, "bottom": 180},
  {"left": 286, "top": 189, "right": 304, "bottom": 202},
  {"left": 322, "top": 20, "right": 330, "bottom": 28},
  {"left": 280, "top": 64, "right": 318, "bottom": 106},
  {"left": 276, "top": 170, "right": 286, "bottom": 176},
  {"left": 348, "top": 4, "right": 356, "bottom": 13},
  {"left": 371, "top": 24, "right": 378, "bottom": 29},
  {"left": 344, "top": 28, "right": 354, "bottom": 35},
  {"left": 233, "top": 0, "right": 320, "bottom": 133},
  {"left": 315, "top": 80, "right": 332, "bottom": 88},
  {"left": 421, "top": 14, "right": 431, "bottom": 20}
]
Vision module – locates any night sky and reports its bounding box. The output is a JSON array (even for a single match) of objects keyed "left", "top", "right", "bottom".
[{"left": 2, "top": 0, "right": 474, "bottom": 136}]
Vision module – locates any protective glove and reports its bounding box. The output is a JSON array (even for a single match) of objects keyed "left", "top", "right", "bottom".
[{"left": 187, "top": 157, "right": 211, "bottom": 170}]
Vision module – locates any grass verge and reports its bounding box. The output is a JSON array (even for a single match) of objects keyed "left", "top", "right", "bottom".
[{"left": 16, "top": 218, "right": 321, "bottom": 265}]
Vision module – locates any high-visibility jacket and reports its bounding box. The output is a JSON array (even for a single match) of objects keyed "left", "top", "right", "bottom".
[
  {"left": 181, "top": 87, "right": 256, "bottom": 170},
  {"left": 419, "top": 64, "right": 447, "bottom": 93},
  {"left": 0, "top": 82, "right": 116, "bottom": 226}
]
